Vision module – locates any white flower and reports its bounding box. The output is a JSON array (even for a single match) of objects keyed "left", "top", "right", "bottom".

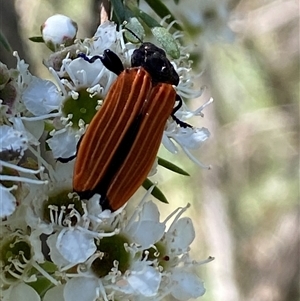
[
  {"left": 0, "top": 230, "right": 58, "bottom": 294},
  {"left": 164, "top": 121, "right": 210, "bottom": 150},
  {"left": 162, "top": 122, "right": 211, "bottom": 167},
  {"left": 162, "top": 97, "right": 213, "bottom": 167}
]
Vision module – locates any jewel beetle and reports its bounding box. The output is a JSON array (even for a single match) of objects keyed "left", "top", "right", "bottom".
[{"left": 73, "top": 40, "right": 189, "bottom": 211}]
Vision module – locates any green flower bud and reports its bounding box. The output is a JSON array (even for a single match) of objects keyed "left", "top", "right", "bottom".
[
  {"left": 151, "top": 27, "right": 180, "bottom": 59},
  {"left": 124, "top": 17, "right": 145, "bottom": 43}
]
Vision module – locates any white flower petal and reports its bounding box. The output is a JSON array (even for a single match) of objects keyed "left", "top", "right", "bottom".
[
  {"left": 43, "top": 285, "right": 65, "bottom": 301},
  {"left": 167, "top": 126, "right": 210, "bottom": 150},
  {"left": 10, "top": 117, "right": 40, "bottom": 146},
  {"left": 47, "top": 129, "right": 77, "bottom": 159},
  {"left": 127, "top": 264, "right": 161, "bottom": 297},
  {"left": 22, "top": 120, "right": 45, "bottom": 141},
  {"left": 171, "top": 269, "right": 205, "bottom": 300},
  {"left": 56, "top": 229, "right": 96, "bottom": 263},
  {"left": 8, "top": 283, "right": 40, "bottom": 301},
  {"left": 64, "top": 277, "right": 99, "bottom": 301},
  {"left": 22, "top": 77, "right": 62, "bottom": 115},
  {"left": 140, "top": 201, "right": 160, "bottom": 222},
  {"left": 86, "top": 194, "right": 116, "bottom": 220},
  {"left": 51, "top": 161, "right": 74, "bottom": 190},
  {"left": 147, "top": 158, "right": 158, "bottom": 177},
  {"left": 0, "top": 184, "right": 17, "bottom": 218},
  {"left": 47, "top": 233, "right": 71, "bottom": 268},
  {"left": 29, "top": 228, "right": 53, "bottom": 263},
  {"left": 130, "top": 220, "right": 165, "bottom": 248},
  {"left": 67, "top": 58, "right": 105, "bottom": 87},
  {"left": 0, "top": 125, "right": 28, "bottom": 156},
  {"left": 167, "top": 217, "right": 195, "bottom": 253},
  {"left": 93, "top": 22, "right": 119, "bottom": 52},
  {"left": 127, "top": 201, "right": 165, "bottom": 248},
  {"left": 162, "top": 133, "right": 179, "bottom": 154}
]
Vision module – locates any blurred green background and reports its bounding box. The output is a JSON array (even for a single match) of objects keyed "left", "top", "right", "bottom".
[{"left": 1, "top": 0, "right": 298, "bottom": 300}]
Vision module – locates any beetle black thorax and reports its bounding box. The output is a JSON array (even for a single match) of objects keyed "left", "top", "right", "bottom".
[{"left": 131, "top": 42, "right": 179, "bottom": 86}]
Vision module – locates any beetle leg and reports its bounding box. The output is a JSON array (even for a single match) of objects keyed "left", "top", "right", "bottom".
[
  {"left": 171, "top": 115, "right": 192, "bottom": 128},
  {"left": 78, "top": 50, "right": 124, "bottom": 76},
  {"left": 172, "top": 94, "right": 183, "bottom": 114},
  {"left": 171, "top": 94, "right": 192, "bottom": 128}
]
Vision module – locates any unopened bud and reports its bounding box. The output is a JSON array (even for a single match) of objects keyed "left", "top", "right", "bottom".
[
  {"left": 43, "top": 44, "right": 85, "bottom": 71},
  {"left": 151, "top": 27, "right": 180, "bottom": 59},
  {"left": 124, "top": 17, "right": 145, "bottom": 43},
  {"left": 41, "top": 14, "right": 78, "bottom": 52}
]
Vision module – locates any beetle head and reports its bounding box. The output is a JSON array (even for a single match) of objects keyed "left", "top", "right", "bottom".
[{"left": 131, "top": 42, "right": 179, "bottom": 86}]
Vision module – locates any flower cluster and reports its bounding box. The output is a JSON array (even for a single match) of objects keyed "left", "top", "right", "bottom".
[{"left": 0, "top": 14, "right": 212, "bottom": 300}]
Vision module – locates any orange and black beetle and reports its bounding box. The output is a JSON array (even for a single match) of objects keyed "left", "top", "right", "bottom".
[{"left": 72, "top": 42, "right": 189, "bottom": 211}]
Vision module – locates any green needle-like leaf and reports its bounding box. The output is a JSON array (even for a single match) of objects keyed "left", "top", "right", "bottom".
[
  {"left": 29, "top": 36, "right": 44, "bottom": 43},
  {"left": 129, "top": 7, "right": 161, "bottom": 28},
  {"left": 111, "top": 0, "right": 126, "bottom": 23},
  {"left": 0, "top": 31, "right": 12, "bottom": 52},
  {"left": 157, "top": 157, "right": 190, "bottom": 176},
  {"left": 143, "top": 178, "right": 169, "bottom": 204},
  {"left": 144, "top": 0, "right": 182, "bottom": 31}
]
